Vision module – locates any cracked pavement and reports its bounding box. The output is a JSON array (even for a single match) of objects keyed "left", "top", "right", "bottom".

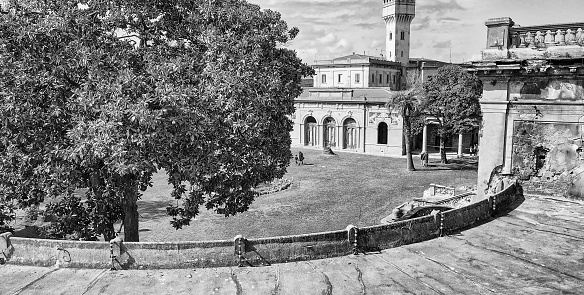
[{"left": 1, "top": 196, "right": 583, "bottom": 294}]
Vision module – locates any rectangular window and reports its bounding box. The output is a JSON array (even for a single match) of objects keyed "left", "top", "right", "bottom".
[
  {"left": 400, "top": 31, "right": 405, "bottom": 40},
  {"left": 338, "top": 74, "right": 343, "bottom": 83},
  {"left": 322, "top": 74, "right": 326, "bottom": 84},
  {"left": 355, "top": 74, "right": 360, "bottom": 83},
  {"left": 389, "top": 32, "right": 393, "bottom": 41},
  {"left": 371, "top": 74, "right": 375, "bottom": 83},
  {"left": 386, "top": 74, "right": 390, "bottom": 84},
  {"left": 379, "top": 74, "right": 382, "bottom": 84},
  {"left": 393, "top": 75, "right": 396, "bottom": 84}
]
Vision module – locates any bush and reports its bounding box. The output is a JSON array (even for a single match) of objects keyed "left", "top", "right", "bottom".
[{"left": 0, "top": 200, "right": 16, "bottom": 233}]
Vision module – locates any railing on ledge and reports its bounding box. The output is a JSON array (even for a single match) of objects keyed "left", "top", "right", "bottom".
[{"left": 510, "top": 23, "right": 584, "bottom": 49}]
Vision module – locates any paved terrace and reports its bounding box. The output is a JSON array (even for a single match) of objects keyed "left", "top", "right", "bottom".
[{"left": 1, "top": 196, "right": 583, "bottom": 295}]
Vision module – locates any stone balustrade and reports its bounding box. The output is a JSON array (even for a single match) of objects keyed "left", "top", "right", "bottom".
[{"left": 512, "top": 26, "right": 584, "bottom": 49}]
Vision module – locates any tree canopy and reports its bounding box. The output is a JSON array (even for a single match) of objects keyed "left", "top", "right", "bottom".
[
  {"left": 0, "top": 0, "right": 313, "bottom": 241},
  {"left": 421, "top": 64, "right": 482, "bottom": 164}
]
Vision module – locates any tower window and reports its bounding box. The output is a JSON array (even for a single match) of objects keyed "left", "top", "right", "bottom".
[
  {"left": 400, "top": 31, "right": 405, "bottom": 40},
  {"left": 322, "top": 74, "right": 326, "bottom": 84},
  {"left": 389, "top": 32, "right": 392, "bottom": 41},
  {"left": 401, "top": 51, "right": 404, "bottom": 57}
]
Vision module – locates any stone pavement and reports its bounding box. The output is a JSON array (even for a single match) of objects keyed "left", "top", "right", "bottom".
[{"left": 1, "top": 196, "right": 583, "bottom": 295}]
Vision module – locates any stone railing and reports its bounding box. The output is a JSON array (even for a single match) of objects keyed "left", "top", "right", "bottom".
[
  {"left": 1, "top": 183, "right": 522, "bottom": 269},
  {"left": 511, "top": 24, "right": 584, "bottom": 49}
]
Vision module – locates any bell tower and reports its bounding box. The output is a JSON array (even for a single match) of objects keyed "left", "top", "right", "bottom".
[{"left": 383, "top": 0, "right": 415, "bottom": 66}]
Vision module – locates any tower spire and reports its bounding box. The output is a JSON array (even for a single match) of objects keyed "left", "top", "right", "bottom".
[{"left": 382, "top": 0, "right": 415, "bottom": 66}]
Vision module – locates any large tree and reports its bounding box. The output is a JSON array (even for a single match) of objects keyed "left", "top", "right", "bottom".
[
  {"left": 387, "top": 71, "right": 425, "bottom": 171},
  {"left": 0, "top": 0, "right": 312, "bottom": 241},
  {"left": 421, "top": 65, "right": 482, "bottom": 164}
]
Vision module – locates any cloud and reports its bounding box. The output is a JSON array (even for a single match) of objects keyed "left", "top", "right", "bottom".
[
  {"left": 411, "top": 16, "right": 431, "bottom": 31},
  {"left": 418, "top": 0, "right": 465, "bottom": 13},
  {"left": 433, "top": 40, "right": 452, "bottom": 49},
  {"left": 318, "top": 33, "right": 337, "bottom": 44},
  {"left": 410, "top": 39, "right": 424, "bottom": 50},
  {"left": 437, "top": 17, "right": 461, "bottom": 22}
]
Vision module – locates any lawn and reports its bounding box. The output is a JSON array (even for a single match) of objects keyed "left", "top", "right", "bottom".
[{"left": 137, "top": 148, "right": 477, "bottom": 241}]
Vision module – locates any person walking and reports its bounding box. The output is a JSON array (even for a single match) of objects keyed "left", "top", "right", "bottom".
[{"left": 298, "top": 151, "right": 304, "bottom": 165}]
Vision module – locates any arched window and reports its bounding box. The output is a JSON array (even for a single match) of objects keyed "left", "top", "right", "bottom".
[
  {"left": 343, "top": 118, "right": 358, "bottom": 149},
  {"left": 323, "top": 117, "right": 336, "bottom": 147},
  {"left": 304, "top": 116, "right": 317, "bottom": 146},
  {"left": 378, "top": 122, "right": 388, "bottom": 144}
]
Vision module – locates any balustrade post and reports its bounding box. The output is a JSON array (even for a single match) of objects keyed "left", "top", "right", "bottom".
[{"left": 555, "top": 29, "right": 566, "bottom": 46}]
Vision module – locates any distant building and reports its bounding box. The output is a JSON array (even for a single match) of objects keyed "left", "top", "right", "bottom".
[
  {"left": 290, "top": 0, "right": 476, "bottom": 157},
  {"left": 469, "top": 17, "right": 584, "bottom": 199}
]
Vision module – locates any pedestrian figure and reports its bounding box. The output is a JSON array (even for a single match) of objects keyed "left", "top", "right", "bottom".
[
  {"left": 469, "top": 145, "right": 475, "bottom": 157},
  {"left": 473, "top": 144, "right": 478, "bottom": 157},
  {"left": 294, "top": 155, "right": 299, "bottom": 165},
  {"left": 298, "top": 151, "right": 304, "bottom": 165},
  {"left": 420, "top": 151, "right": 428, "bottom": 167}
]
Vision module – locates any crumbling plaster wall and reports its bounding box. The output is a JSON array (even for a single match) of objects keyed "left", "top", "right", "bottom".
[
  {"left": 512, "top": 121, "right": 584, "bottom": 198},
  {"left": 477, "top": 75, "right": 584, "bottom": 200}
]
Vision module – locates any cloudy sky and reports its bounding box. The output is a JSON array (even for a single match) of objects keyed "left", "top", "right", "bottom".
[{"left": 248, "top": 0, "right": 584, "bottom": 64}]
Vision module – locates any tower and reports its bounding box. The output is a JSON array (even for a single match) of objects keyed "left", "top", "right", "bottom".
[{"left": 383, "top": 0, "right": 415, "bottom": 66}]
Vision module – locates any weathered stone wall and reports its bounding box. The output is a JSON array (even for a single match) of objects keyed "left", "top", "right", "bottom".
[
  {"left": 511, "top": 121, "right": 584, "bottom": 198},
  {"left": 2, "top": 183, "right": 523, "bottom": 269}
]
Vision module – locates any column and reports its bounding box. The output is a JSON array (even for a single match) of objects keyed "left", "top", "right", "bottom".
[
  {"left": 457, "top": 133, "right": 464, "bottom": 158},
  {"left": 422, "top": 124, "right": 428, "bottom": 153}
]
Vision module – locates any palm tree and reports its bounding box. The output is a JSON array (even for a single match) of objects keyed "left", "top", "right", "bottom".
[{"left": 386, "top": 71, "right": 424, "bottom": 171}]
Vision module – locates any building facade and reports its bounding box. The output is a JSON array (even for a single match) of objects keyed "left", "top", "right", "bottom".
[
  {"left": 290, "top": 0, "right": 477, "bottom": 157},
  {"left": 470, "top": 18, "right": 584, "bottom": 199}
]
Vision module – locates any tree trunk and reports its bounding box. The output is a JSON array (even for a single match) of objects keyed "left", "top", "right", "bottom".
[
  {"left": 440, "top": 135, "right": 448, "bottom": 164},
  {"left": 122, "top": 176, "right": 140, "bottom": 242},
  {"left": 90, "top": 172, "right": 115, "bottom": 241},
  {"left": 403, "top": 113, "right": 416, "bottom": 171}
]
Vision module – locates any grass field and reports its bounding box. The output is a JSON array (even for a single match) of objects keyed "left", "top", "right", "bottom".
[{"left": 137, "top": 148, "right": 478, "bottom": 242}]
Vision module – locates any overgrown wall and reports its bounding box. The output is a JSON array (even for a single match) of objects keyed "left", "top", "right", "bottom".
[{"left": 2, "top": 183, "right": 522, "bottom": 269}]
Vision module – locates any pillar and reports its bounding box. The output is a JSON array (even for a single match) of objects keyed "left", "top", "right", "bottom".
[
  {"left": 457, "top": 133, "right": 464, "bottom": 158},
  {"left": 422, "top": 124, "right": 428, "bottom": 153}
]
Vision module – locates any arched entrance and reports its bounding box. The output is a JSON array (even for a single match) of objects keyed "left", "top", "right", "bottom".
[
  {"left": 323, "top": 117, "right": 336, "bottom": 147},
  {"left": 343, "top": 118, "right": 358, "bottom": 149},
  {"left": 304, "top": 116, "right": 317, "bottom": 146},
  {"left": 378, "top": 122, "right": 388, "bottom": 144}
]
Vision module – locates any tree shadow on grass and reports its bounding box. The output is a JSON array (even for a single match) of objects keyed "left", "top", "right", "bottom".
[
  {"left": 415, "top": 157, "right": 478, "bottom": 171},
  {"left": 138, "top": 199, "right": 173, "bottom": 221}
]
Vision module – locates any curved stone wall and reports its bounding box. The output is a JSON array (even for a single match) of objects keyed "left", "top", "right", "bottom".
[{"left": 1, "top": 182, "right": 522, "bottom": 269}]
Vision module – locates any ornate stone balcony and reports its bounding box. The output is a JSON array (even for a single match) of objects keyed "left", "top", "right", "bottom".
[{"left": 482, "top": 18, "right": 584, "bottom": 61}]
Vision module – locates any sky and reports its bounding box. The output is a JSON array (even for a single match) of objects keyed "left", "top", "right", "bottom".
[{"left": 247, "top": 0, "right": 584, "bottom": 64}]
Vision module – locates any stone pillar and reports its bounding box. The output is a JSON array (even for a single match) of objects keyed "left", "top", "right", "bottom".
[
  {"left": 485, "top": 17, "right": 514, "bottom": 49},
  {"left": 476, "top": 103, "right": 509, "bottom": 200},
  {"left": 457, "top": 133, "right": 464, "bottom": 158},
  {"left": 422, "top": 124, "right": 428, "bottom": 153}
]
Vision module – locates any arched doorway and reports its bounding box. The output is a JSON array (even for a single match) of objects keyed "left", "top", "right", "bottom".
[
  {"left": 304, "top": 116, "right": 317, "bottom": 146},
  {"left": 323, "top": 117, "right": 336, "bottom": 147},
  {"left": 343, "top": 118, "right": 358, "bottom": 149},
  {"left": 378, "top": 122, "right": 388, "bottom": 144}
]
